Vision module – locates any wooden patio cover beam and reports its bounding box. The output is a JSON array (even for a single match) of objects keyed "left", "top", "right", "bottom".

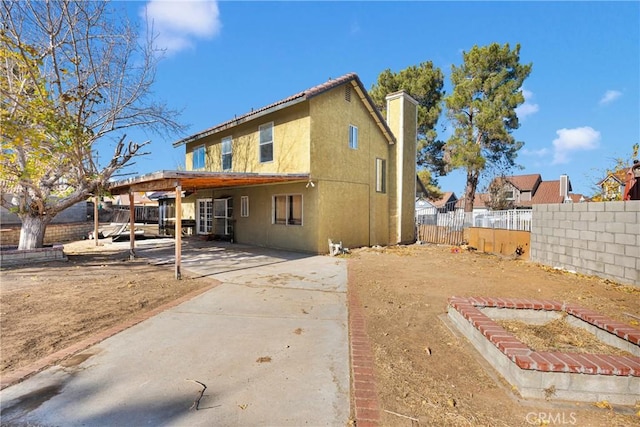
[
  {"left": 107, "top": 171, "right": 310, "bottom": 280},
  {"left": 108, "top": 170, "right": 310, "bottom": 195}
]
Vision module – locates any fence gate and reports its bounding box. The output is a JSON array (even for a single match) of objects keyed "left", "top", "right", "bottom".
[{"left": 415, "top": 199, "right": 466, "bottom": 245}]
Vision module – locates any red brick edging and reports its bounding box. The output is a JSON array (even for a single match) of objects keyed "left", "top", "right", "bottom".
[
  {"left": 0, "top": 282, "right": 219, "bottom": 390},
  {"left": 448, "top": 296, "right": 640, "bottom": 376},
  {"left": 348, "top": 288, "right": 381, "bottom": 426}
]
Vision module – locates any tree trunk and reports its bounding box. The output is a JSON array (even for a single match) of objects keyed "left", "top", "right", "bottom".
[
  {"left": 464, "top": 169, "right": 480, "bottom": 213},
  {"left": 18, "top": 215, "right": 50, "bottom": 250}
]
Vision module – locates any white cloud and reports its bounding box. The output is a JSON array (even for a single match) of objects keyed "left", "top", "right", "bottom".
[
  {"left": 142, "top": 0, "right": 221, "bottom": 53},
  {"left": 552, "top": 126, "right": 600, "bottom": 164},
  {"left": 521, "top": 147, "right": 549, "bottom": 157},
  {"left": 515, "top": 88, "right": 539, "bottom": 120},
  {"left": 599, "top": 89, "right": 622, "bottom": 105}
]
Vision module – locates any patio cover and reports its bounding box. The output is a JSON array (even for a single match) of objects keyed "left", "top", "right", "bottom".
[{"left": 106, "top": 170, "right": 310, "bottom": 279}]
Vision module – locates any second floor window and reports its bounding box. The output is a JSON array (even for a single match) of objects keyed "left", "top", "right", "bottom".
[
  {"left": 259, "top": 123, "right": 273, "bottom": 163},
  {"left": 193, "top": 145, "right": 205, "bottom": 170},
  {"left": 221, "top": 137, "right": 232, "bottom": 171},
  {"left": 349, "top": 125, "right": 358, "bottom": 149}
]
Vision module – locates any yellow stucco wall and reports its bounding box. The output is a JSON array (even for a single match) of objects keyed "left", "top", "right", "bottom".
[
  {"left": 178, "top": 81, "right": 416, "bottom": 253},
  {"left": 185, "top": 102, "right": 311, "bottom": 174},
  {"left": 182, "top": 182, "right": 319, "bottom": 253},
  {"left": 309, "top": 82, "right": 392, "bottom": 250}
]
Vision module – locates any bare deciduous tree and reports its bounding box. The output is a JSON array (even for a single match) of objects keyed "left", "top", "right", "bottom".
[{"left": 1, "top": 0, "right": 184, "bottom": 249}]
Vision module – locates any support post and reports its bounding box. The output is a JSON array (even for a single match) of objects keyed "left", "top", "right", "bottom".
[
  {"left": 94, "top": 195, "right": 99, "bottom": 247},
  {"left": 175, "top": 184, "right": 182, "bottom": 280},
  {"left": 129, "top": 192, "right": 136, "bottom": 260}
]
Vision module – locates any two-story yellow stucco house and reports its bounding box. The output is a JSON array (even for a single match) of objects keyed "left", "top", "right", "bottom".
[{"left": 111, "top": 73, "right": 418, "bottom": 254}]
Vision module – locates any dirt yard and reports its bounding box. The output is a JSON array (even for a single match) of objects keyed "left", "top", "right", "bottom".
[
  {"left": 348, "top": 244, "right": 640, "bottom": 426},
  {"left": 0, "top": 240, "right": 215, "bottom": 375},
  {"left": 1, "top": 240, "right": 639, "bottom": 426}
]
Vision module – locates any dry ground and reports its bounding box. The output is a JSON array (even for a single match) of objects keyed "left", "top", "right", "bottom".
[
  {"left": 0, "top": 240, "right": 215, "bottom": 375},
  {"left": 348, "top": 244, "right": 640, "bottom": 426},
  {"left": 1, "top": 240, "right": 639, "bottom": 426}
]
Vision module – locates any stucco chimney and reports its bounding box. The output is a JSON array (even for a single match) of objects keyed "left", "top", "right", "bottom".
[
  {"left": 385, "top": 91, "right": 419, "bottom": 244},
  {"left": 560, "top": 174, "right": 570, "bottom": 202}
]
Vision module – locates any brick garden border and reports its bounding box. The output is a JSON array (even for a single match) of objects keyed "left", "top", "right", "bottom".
[
  {"left": 448, "top": 296, "right": 640, "bottom": 405},
  {"left": 348, "top": 288, "right": 381, "bottom": 426}
]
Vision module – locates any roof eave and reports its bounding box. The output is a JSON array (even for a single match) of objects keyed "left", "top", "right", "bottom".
[{"left": 172, "top": 96, "right": 307, "bottom": 148}]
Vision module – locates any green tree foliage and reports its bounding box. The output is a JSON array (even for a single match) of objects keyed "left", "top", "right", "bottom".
[
  {"left": 417, "top": 169, "right": 443, "bottom": 200},
  {"left": 1, "top": 1, "right": 183, "bottom": 249},
  {"left": 369, "top": 62, "right": 445, "bottom": 190},
  {"left": 445, "top": 43, "right": 532, "bottom": 212}
]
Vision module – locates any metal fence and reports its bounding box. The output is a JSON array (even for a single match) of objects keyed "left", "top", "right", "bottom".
[
  {"left": 416, "top": 199, "right": 532, "bottom": 245},
  {"left": 470, "top": 209, "right": 532, "bottom": 231},
  {"left": 416, "top": 200, "right": 466, "bottom": 245}
]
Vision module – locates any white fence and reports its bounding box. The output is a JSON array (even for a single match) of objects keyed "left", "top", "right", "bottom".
[
  {"left": 415, "top": 207, "right": 532, "bottom": 232},
  {"left": 470, "top": 209, "right": 532, "bottom": 231}
]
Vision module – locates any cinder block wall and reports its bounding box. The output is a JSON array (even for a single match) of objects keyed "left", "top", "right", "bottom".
[
  {"left": 0, "top": 222, "right": 93, "bottom": 247},
  {"left": 530, "top": 201, "right": 640, "bottom": 286},
  {"left": 1, "top": 201, "right": 87, "bottom": 225}
]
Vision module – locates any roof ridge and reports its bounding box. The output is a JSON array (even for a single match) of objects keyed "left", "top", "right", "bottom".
[{"left": 173, "top": 72, "right": 376, "bottom": 147}]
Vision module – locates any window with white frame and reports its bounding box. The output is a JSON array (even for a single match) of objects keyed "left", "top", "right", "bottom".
[
  {"left": 503, "top": 190, "right": 515, "bottom": 200},
  {"left": 259, "top": 123, "right": 273, "bottom": 163},
  {"left": 349, "top": 124, "right": 358, "bottom": 149},
  {"left": 196, "top": 199, "right": 213, "bottom": 234},
  {"left": 192, "top": 145, "right": 205, "bottom": 170},
  {"left": 240, "top": 196, "right": 249, "bottom": 217},
  {"left": 273, "top": 194, "right": 302, "bottom": 225},
  {"left": 375, "top": 158, "right": 386, "bottom": 193},
  {"left": 221, "top": 137, "right": 232, "bottom": 171}
]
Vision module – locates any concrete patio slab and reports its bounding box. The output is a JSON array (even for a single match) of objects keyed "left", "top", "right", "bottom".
[{"left": 0, "top": 241, "right": 350, "bottom": 426}]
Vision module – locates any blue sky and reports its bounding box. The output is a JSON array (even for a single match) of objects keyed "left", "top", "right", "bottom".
[{"left": 113, "top": 0, "right": 639, "bottom": 198}]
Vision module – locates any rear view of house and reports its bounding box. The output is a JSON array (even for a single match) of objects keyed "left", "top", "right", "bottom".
[{"left": 112, "top": 73, "right": 419, "bottom": 254}]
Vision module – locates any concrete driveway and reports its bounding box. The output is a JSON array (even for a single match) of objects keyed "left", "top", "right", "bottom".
[{"left": 0, "top": 240, "right": 350, "bottom": 426}]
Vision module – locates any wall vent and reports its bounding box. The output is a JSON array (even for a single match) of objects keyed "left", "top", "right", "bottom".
[{"left": 345, "top": 85, "right": 351, "bottom": 102}]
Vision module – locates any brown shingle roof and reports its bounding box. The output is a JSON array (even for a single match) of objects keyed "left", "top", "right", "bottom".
[
  {"left": 173, "top": 73, "right": 395, "bottom": 147},
  {"left": 475, "top": 193, "right": 491, "bottom": 208},
  {"left": 504, "top": 174, "right": 541, "bottom": 191},
  {"left": 429, "top": 192, "right": 457, "bottom": 208},
  {"left": 530, "top": 180, "right": 565, "bottom": 204}
]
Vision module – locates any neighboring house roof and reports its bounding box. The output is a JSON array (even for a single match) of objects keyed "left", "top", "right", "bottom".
[
  {"left": 452, "top": 174, "right": 585, "bottom": 210},
  {"left": 416, "top": 175, "right": 428, "bottom": 197},
  {"left": 429, "top": 192, "right": 457, "bottom": 208},
  {"left": 597, "top": 169, "right": 627, "bottom": 186},
  {"left": 569, "top": 193, "right": 589, "bottom": 203},
  {"left": 529, "top": 180, "right": 567, "bottom": 204},
  {"left": 455, "top": 193, "right": 490, "bottom": 210},
  {"left": 504, "top": 174, "right": 542, "bottom": 191},
  {"left": 416, "top": 198, "right": 436, "bottom": 209},
  {"left": 173, "top": 73, "right": 395, "bottom": 148}
]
